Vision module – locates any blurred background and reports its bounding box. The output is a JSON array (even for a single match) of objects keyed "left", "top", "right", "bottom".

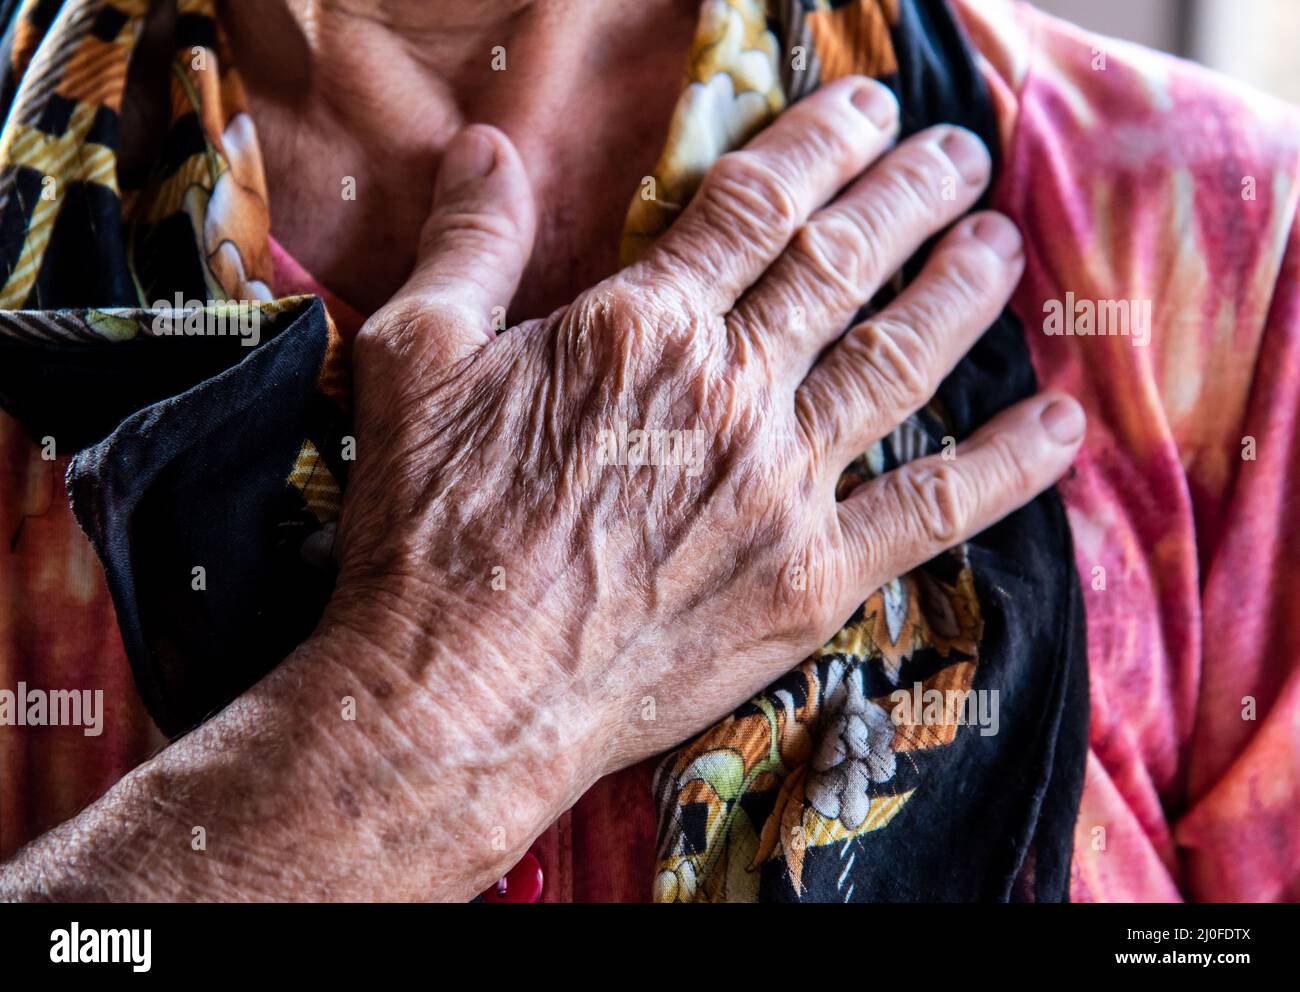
[{"left": 1030, "top": 0, "right": 1300, "bottom": 103}]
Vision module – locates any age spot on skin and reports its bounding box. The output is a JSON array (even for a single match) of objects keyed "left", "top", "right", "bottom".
[{"left": 334, "top": 786, "right": 362, "bottom": 819}]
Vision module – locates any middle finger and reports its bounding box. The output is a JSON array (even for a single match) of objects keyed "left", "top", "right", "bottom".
[{"left": 732, "top": 124, "right": 993, "bottom": 381}]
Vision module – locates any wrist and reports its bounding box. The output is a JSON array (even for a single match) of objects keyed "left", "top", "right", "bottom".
[{"left": 312, "top": 584, "right": 604, "bottom": 889}]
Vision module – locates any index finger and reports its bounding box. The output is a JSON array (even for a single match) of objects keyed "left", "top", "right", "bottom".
[{"left": 627, "top": 76, "right": 900, "bottom": 315}]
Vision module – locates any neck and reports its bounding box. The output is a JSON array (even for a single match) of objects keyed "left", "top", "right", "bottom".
[{"left": 219, "top": 0, "right": 699, "bottom": 316}]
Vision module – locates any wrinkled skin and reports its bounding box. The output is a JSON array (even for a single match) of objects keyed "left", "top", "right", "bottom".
[
  {"left": 0, "top": 77, "right": 1084, "bottom": 902},
  {"left": 329, "top": 77, "right": 1083, "bottom": 811}
]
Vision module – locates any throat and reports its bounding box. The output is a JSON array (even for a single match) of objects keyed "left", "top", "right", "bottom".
[{"left": 223, "top": 0, "right": 699, "bottom": 319}]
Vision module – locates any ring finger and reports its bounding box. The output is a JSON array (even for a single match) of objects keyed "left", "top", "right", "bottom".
[
  {"left": 734, "top": 124, "right": 994, "bottom": 382},
  {"left": 795, "top": 210, "right": 1025, "bottom": 470}
]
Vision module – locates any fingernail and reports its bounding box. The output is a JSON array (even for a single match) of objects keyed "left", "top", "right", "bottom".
[
  {"left": 939, "top": 127, "right": 990, "bottom": 185},
  {"left": 851, "top": 81, "right": 898, "bottom": 130},
  {"left": 972, "top": 214, "right": 1023, "bottom": 260},
  {"left": 437, "top": 129, "right": 496, "bottom": 196},
  {"left": 1041, "top": 396, "right": 1085, "bottom": 445}
]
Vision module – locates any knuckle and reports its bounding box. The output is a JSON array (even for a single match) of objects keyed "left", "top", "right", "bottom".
[
  {"left": 844, "top": 193, "right": 899, "bottom": 277},
  {"left": 356, "top": 295, "right": 488, "bottom": 379},
  {"left": 573, "top": 284, "right": 647, "bottom": 349},
  {"left": 790, "top": 208, "right": 883, "bottom": 300},
  {"left": 794, "top": 386, "right": 834, "bottom": 457},
  {"left": 855, "top": 518, "right": 888, "bottom": 589},
  {"left": 788, "top": 80, "right": 889, "bottom": 166},
  {"left": 725, "top": 311, "right": 779, "bottom": 382},
  {"left": 775, "top": 545, "right": 837, "bottom": 639},
  {"left": 848, "top": 318, "right": 932, "bottom": 415},
  {"left": 788, "top": 103, "right": 854, "bottom": 168},
  {"left": 424, "top": 202, "right": 520, "bottom": 254},
  {"left": 706, "top": 151, "right": 801, "bottom": 245},
  {"left": 888, "top": 251, "right": 997, "bottom": 341},
  {"left": 935, "top": 244, "right": 1002, "bottom": 307},
  {"left": 887, "top": 462, "right": 969, "bottom": 546},
  {"left": 568, "top": 282, "right": 693, "bottom": 370},
  {"left": 880, "top": 144, "right": 949, "bottom": 218},
  {"left": 984, "top": 431, "right": 1035, "bottom": 496},
  {"left": 592, "top": 283, "right": 645, "bottom": 328},
  {"left": 614, "top": 264, "right": 703, "bottom": 327},
  {"left": 630, "top": 242, "right": 719, "bottom": 311},
  {"left": 356, "top": 299, "right": 441, "bottom": 366}
]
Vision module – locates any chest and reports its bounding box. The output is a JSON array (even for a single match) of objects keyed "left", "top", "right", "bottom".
[{"left": 253, "top": 94, "right": 671, "bottom": 322}]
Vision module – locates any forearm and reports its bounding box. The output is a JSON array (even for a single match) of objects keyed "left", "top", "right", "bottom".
[{"left": 0, "top": 617, "right": 592, "bottom": 902}]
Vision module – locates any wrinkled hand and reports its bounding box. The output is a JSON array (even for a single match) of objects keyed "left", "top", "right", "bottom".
[
  {"left": 0, "top": 77, "right": 1088, "bottom": 905},
  {"left": 330, "top": 77, "right": 1085, "bottom": 795}
]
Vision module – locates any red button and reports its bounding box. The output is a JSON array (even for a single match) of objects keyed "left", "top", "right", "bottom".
[{"left": 481, "top": 851, "right": 543, "bottom": 903}]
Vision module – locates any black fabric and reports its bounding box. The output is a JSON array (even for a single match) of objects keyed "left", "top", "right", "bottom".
[
  {"left": 864, "top": 0, "right": 1086, "bottom": 901},
  {"left": 0, "top": 0, "right": 351, "bottom": 738},
  {"left": 65, "top": 299, "right": 345, "bottom": 735},
  {"left": 895, "top": 0, "right": 1087, "bottom": 902}
]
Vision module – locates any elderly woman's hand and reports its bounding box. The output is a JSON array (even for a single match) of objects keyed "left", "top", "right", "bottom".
[
  {"left": 325, "top": 77, "right": 1083, "bottom": 881},
  {"left": 0, "top": 77, "right": 1084, "bottom": 903}
]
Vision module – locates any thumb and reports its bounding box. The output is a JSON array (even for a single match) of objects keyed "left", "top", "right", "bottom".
[{"left": 379, "top": 124, "right": 537, "bottom": 361}]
